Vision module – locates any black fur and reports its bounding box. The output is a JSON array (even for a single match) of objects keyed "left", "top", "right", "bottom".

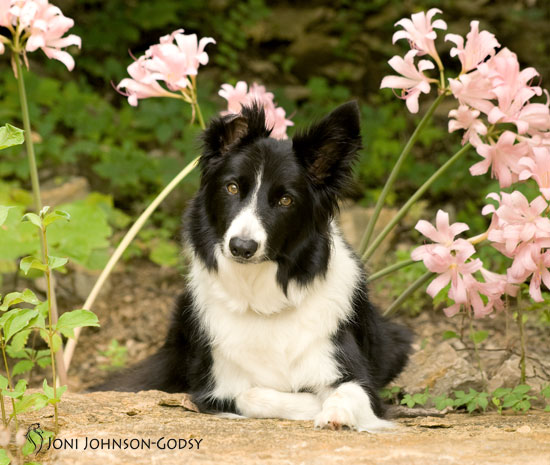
[{"left": 92, "top": 101, "right": 412, "bottom": 421}]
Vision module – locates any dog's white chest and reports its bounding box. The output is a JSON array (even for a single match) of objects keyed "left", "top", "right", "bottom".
[{"left": 189, "top": 230, "right": 360, "bottom": 400}]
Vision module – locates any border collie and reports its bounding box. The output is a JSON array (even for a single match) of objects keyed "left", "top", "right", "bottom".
[{"left": 96, "top": 101, "right": 412, "bottom": 432}]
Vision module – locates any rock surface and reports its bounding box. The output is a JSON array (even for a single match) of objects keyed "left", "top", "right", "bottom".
[{"left": 6, "top": 390, "right": 550, "bottom": 465}]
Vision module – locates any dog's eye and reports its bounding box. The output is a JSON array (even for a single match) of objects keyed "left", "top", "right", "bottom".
[
  {"left": 227, "top": 183, "right": 239, "bottom": 195},
  {"left": 279, "top": 195, "right": 293, "bottom": 207}
]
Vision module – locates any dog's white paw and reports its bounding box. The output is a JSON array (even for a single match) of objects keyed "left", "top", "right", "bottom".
[{"left": 314, "top": 405, "right": 356, "bottom": 431}]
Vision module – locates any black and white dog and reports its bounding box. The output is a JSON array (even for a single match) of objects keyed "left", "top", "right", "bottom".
[{"left": 98, "top": 101, "right": 412, "bottom": 431}]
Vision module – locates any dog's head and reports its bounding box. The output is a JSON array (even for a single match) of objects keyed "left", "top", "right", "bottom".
[{"left": 188, "top": 101, "right": 361, "bottom": 276}]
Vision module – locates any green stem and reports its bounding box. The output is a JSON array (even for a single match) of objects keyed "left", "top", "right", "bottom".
[
  {"left": 13, "top": 52, "right": 67, "bottom": 387},
  {"left": 0, "top": 334, "right": 18, "bottom": 430},
  {"left": 358, "top": 92, "right": 447, "bottom": 255},
  {"left": 383, "top": 271, "right": 433, "bottom": 317},
  {"left": 517, "top": 292, "right": 526, "bottom": 384},
  {"left": 0, "top": 391, "right": 6, "bottom": 427},
  {"left": 13, "top": 53, "right": 41, "bottom": 213},
  {"left": 367, "top": 259, "right": 416, "bottom": 283},
  {"left": 40, "top": 225, "right": 59, "bottom": 433},
  {"left": 362, "top": 142, "right": 471, "bottom": 263},
  {"left": 469, "top": 317, "right": 486, "bottom": 385}
]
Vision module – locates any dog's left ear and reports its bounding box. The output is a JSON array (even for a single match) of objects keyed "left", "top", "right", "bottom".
[{"left": 293, "top": 101, "right": 361, "bottom": 192}]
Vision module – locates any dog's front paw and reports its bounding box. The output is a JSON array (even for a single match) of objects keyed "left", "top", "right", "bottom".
[{"left": 314, "top": 405, "right": 356, "bottom": 431}]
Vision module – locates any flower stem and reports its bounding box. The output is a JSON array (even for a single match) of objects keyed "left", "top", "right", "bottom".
[
  {"left": 383, "top": 270, "right": 433, "bottom": 317},
  {"left": 469, "top": 317, "right": 486, "bottom": 385},
  {"left": 517, "top": 292, "right": 526, "bottom": 384},
  {"left": 13, "top": 52, "right": 67, "bottom": 387},
  {"left": 0, "top": 333, "right": 18, "bottom": 430},
  {"left": 40, "top": 224, "right": 59, "bottom": 433},
  {"left": 362, "top": 142, "right": 471, "bottom": 263},
  {"left": 367, "top": 259, "right": 416, "bottom": 283},
  {"left": 63, "top": 156, "right": 200, "bottom": 371},
  {"left": 358, "top": 92, "right": 447, "bottom": 255}
]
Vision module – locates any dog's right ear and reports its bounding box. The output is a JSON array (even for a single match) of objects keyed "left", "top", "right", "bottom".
[{"left": 201, "top": 104, "right": 272, "bottom": 164}]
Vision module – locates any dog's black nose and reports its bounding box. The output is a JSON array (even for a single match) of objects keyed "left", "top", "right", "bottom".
[{"left": 229, "top": 237, "right": 258, "bottom": 259}]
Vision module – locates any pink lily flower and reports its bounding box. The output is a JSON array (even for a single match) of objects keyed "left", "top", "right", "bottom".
[
  {"left": 519, "top": 146, "right": 550, "bottom": 200},
  {"left": 145, "top": 29, "right": 215, "bottom": 91},
  {"left": 218, "top": 81, "right": 293, "bottom": 140},
  {"left": 448, "top": 104, "right": 487, "bottom": 146},
  {"left": 448, "top": 71, "right": 496, "bottom": 116},
  {"left": 5, "top": 0, "right": 80, "bottom": 70},
  {"left": 117, "top": 56, "right": 178, "bottom": 107},
  {"left": 445, "top": 21, "right": 500, "bottom": 73},
  {"left": 470, "top": 131, "right": 527, "bottom": 188},
  {"left": 380, "top": 50, "right": 437, "bottom": 113},
  {"left": 392, "top": 8, "right": 447, "bottom": 61}
]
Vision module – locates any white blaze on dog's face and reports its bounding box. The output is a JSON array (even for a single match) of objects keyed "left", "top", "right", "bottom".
[{"left": 222, "top": 171, "right": 267, "bottom": 262}]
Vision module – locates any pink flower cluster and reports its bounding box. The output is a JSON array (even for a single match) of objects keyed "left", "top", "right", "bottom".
[
  {"left": 0, "top": 0, "right": 81, "bottom": 70},
  {"left": 219, "top": 81, "right": 293, "bottom": 140},
  {"left": 390, "top": 9, "right": 550, "bottom": 314},
  {"left": 380, "top": 8, "right": 445, "bottom": 113},
  {"left": 483, "top": 192, "right": 550, "bottom": 302},
  {"left": 117, "top": 29, "right": 215, "bottom": 107},
  {"left": 412, "top": 210, "right": 517, "bottom": 317}
]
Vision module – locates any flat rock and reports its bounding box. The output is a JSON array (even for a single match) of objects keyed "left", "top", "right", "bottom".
[
  {"left": 5, "top": 390, "right": 550, "bottom": 465},
  {"left": 394, "top": 340, "right": 484, "bottom": 396}
]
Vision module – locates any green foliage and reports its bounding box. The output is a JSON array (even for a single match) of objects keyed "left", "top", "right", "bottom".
[
  {"left": 98, "top": 339, "right": 128, "bottom": 371},
  {"left": 0, "top": 124, "right": 24, "bottom": 150},
  {"left": 401, "top": 388, "right": 429, "bottom": 408},
  {"left": 380, "top": 385, "right": 401, "bottom": 405},
  {"left": 492, "top": 385, "right": 537, "bottom": 413},
  {"left": 454, "top": 389, "right": 489, "bottom": 413},
  {"left": 0, "top": 206, "right": 101, "bottom": 432}
]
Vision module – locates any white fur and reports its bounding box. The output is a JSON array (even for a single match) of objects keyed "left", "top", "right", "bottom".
[
  {"left": 188, "top": 224, "right": 385, "bottom": 430},
  {"left": 223, "top": 171, "right": 267, "bottom": 260},
  {"left": 315, "top": 382, "right": 393, "bottom": 432}
]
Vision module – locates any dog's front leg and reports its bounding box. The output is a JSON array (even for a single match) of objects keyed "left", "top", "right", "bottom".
[
  {"left": 314, "top": 382, "right": 393, "bottom": 432},
  {"left": 236, "top": 387, "right": 322, "bottom": 420}
]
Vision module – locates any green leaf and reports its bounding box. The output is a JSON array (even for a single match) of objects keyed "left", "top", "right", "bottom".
[
  {"left": 0, "top": 375, "right": 8, "bottom": 390},
  {"left": 3, "top": 308, "right": 39, "bottom": 342},
  {"left": 0, "top": 123, "right": 24, "bottom": 150},
  {"left": 21, "top": 212, "right": 42, "bottom": 229},
  {"left": 545, "top": 405, "right": 550, "bottom": 412},
  {"left": 513, "top": 384, "right": 531, "bottom": 395},
  {"left": 0, "top": 205, "right": 14, "bottom": 227},
  {"left": 43, "top": 209, "right": 71, "bottom": 227},
  {"left": 470, "top": 330, "right": 488, "bottom": 345},
  {"left": 442, "top": 330, "right": 458, "bottom": 340},
  {"left": 9, "top": 329, "right": 31, "bottom": 351},
  {"left": 19, "top": 256, "right": 47, "bottom": 275},
  {"left": 39, "top": 329, "right": 62, "bottom": 352},
  {"left": 37, "top": 356, "right": 51, "bottom": 368},
  {"left": 0, "top": 448, "right": 10, "bottom": 465},
  {"left": 492, "top": 387, "right": 512, "bottom": 398},
  {"left": 43, "top": 379, "right": 66, "bottom": 403},
  {"left": 14, "top": 392, "right": 48, "bottom": 414},
  {"left": 12, "top": 360, "right": 34, "bottom": 376},
  {"left": 0, "top": 289, "right": 40, "bottom": 311},
  {"left": 541, "top": 385, "right": 550, "bottom": 399},
  {"left": 55, "top": 309, "right": 99, "bottom": 338},
  {"left": 48, "top": 255, "right": 68, "bottom": 270}
]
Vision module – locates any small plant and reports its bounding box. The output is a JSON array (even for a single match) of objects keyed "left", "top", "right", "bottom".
[
  {"left": 98, "top": 339, "right": 128, "bottom": 371},
  {"left": 380, "top": 385, "right": 402, "bottom": 405},
  {"left": 492, "top": 385, "right": 537, "bottom": 414},
  {"left": 454, "top": 388, "right": 489, "bottom": 413},
  {"left": 0, "top": 205, "right": 99, "bottom": 445},
  {"left": 400, "top": 387, "right": 430, "bottom": 408}
]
